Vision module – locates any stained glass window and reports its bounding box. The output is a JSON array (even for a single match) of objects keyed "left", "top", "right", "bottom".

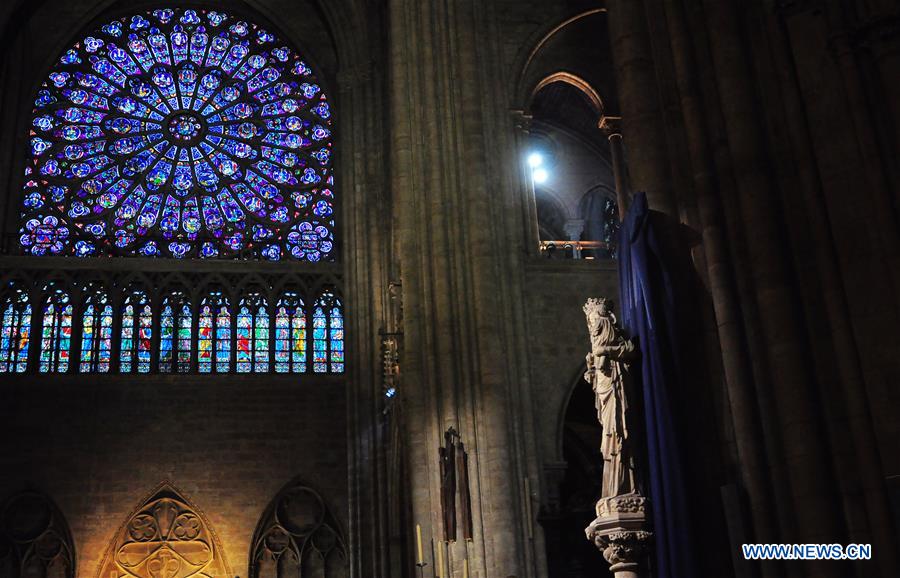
[
  {"left": 21, "top": 7, "right": 335, "bottom": 261},
  {"left": 80, "top": 289, "right": 113, "bottom": 372},
  {"left": 237, "top": 292, "right": 269, "bottom": 372},
  {"left": 160, "top": 291, "right": 192, "bottom": 372},
  {"left": 602, "top": 197, "right": 619, "bottom": 259},
  {"left": 274, "top": 292, "right": 306, "bottom": 373},
  {"left": 199, "top": 291, "right": 230, "bottom": 372},
  {"left": 312, "top": 290, "right": 343, "bottom": 374},
  {"left": 39, "top": 287, "right": 73, "bottom": 372},
  {"left": 121, "top": 290, "right": 152, "bottom": 373},
  {"left": 0, "top": 287, "right": 31, "bottom": 373}
]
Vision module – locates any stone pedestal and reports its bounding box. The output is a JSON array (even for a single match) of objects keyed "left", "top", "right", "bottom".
[{"left": 585, "top": 493, "right": 652, "bottom": 578}]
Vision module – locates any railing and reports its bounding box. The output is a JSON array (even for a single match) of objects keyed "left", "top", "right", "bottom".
[{"left": 539, "top": 240, "right": 616, "bottom": 260}]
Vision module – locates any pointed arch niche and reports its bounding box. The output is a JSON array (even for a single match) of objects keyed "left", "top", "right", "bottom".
[
  {"left": 249, "top": 479, "right": 346, "bottom": 578},
  {"left": 0, "top": 491, "right": 76, "bottom": 578},
  {"left": 96, "top": 484, "right": 231, "bottom": 578}
]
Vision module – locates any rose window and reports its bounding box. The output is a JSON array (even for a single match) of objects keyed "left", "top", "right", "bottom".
[{"left": 21, "top": 7, "right": 335, "bottom": 261}]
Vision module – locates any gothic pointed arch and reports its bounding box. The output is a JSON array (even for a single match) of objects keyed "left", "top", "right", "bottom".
[
  {"left": 0, "top": 491, "right": 76, "bottom": 578},
  {"left": 96, "top": 483, "right": 231, "bottom": 578},
  {"left": 249, "top": 479, "right": 346, "bottom": 578}
]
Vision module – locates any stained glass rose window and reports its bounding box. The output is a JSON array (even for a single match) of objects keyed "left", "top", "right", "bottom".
[{"left": 22, "top": 8, "right": 335, "bottom": 261}]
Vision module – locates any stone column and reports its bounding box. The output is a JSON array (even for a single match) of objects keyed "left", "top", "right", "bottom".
[
  {"left": 822, "top": 8, "right": 900, "bottom": 296},
  {"left": 563, "top": 219, "right": 584, "bottom": 242},
  {"left": 655, "top": 2, "right": 785, "bottom": 573},
  {"left": 563, "top": 220, "right": 584, "bottom": 258},
  {"left": 764, "top": 4, "right": 900, "bottom": 574},
  {"left": 512, "top": 111, "right": 542, "bottom": 256},
  {"left": 388, "top": 1, "right": 537, "bottom": 576},
  {"left": 598, "top": 115, "right": 629, "bottom": 220},
  {"left": 702, "top": 3, "right": 844, "bottom": 572},
  {"left": 863, "top": 11, "right": 900, "bottom": 186},
  {"left": 605, "top": 0, "right": 676, "bottom": 216}
]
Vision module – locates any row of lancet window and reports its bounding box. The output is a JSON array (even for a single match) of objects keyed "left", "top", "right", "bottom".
[{"left": 0, "top": 285, "right": 343, "bottom": 374}]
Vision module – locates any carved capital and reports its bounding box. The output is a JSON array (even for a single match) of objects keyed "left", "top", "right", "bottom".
[
  {"left": 585, "top": 492, "right": 652, "bottom": 575},
  {"left": 600, "top": 530, "right": 653, "bottom": 568},
  {"left": 598, "top": 115, "right": 623, "bottom": 138},
  {"left": 510, "top": 110, "right": 533, "bottom": 133}
]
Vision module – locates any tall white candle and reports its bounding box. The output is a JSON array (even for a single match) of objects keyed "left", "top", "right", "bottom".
[{"left": 415, "top": 524, "right": 424, "bottom": 565}]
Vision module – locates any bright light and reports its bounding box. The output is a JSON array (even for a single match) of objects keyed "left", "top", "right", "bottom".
[
  {"left": 532, "top": 167, "right": 549, "bottom": 184},
  {"left": 527, "top": 152, "right": 543, "bottom": 168}
]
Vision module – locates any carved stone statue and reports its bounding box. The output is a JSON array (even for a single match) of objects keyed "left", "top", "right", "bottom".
[
  {"left": 583, "top": 297, "right": 637, "bottom": 500},
  {"left": 583, "top": 297, "right": 651, "bottom": 578}
]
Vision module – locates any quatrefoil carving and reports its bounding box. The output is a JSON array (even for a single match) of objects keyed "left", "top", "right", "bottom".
[{"left": 98, "top": 483, "right": 230, "bottom": 578}]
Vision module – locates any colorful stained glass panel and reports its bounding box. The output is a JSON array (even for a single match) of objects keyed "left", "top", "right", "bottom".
[
  {"left": 21, "top": 8, "right": 335, "bottom": 261},
  {"left": 39, "top": 289, "right": 73, "bottom": 373},
  {"left": 0, "top": 289, "right": 31, "bottom": 373},
  {"left": 80, "top": 294, "right": 113, "bottom": 372}
]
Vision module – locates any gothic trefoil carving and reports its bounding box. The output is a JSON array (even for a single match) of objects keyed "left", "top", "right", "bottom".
[
  {"left": 250, "top": 480, "right": 346, "bottom": 578},
  {"left": 97, "top": 483, "right": 230, "bottom": 578},
  {"left": 0, "top": 491, "right": 75, "bottom": 578}
]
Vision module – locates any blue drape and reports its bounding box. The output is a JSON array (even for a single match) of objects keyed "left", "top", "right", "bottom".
[{"left": 617, "top": 192, "right": 697, "bottom": 578}]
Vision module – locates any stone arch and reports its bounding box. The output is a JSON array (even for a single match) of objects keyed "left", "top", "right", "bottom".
[
  {"left": 542, "top": 365, "right": 606, "bottom": 576},
  {"left": 249, "top": 478, "right": 346, "bottom": 578},
  {"left": 513, "top": 8, "right": 616, "bottom": 115},
  {"left": 0, "top": 490, "right": 76, "bottom": 578},
  {"left": 532, "top": 72, "right": 604, "bottom": 118},
  {"left": 96, "top": 483, "right": 231, "bottom": 578}
]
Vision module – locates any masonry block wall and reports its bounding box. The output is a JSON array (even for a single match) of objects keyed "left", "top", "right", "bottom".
[
  {"left": 0, "top": 376, "right": 348, "bottom": 578},
  {"left": 524, "top": 260, "right": 618, "bottom": 464}
]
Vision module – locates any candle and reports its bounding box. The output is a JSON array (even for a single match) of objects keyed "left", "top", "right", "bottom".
[
  {"left": 437, "top": 542, "right": 444, "bottom": 578},
  {"left": 463, "top": 559, "right": 469, "bottom": 578},
  {"left": 415, "top": 524, "right": 424, "bottom": 565}
]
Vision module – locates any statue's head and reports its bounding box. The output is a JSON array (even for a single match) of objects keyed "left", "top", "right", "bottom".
[{"left": 583, "top": 297, "right": 613, "bottom": 330}]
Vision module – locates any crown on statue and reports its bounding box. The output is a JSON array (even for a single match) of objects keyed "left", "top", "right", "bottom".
[{"left": 583, "top": 297, "right": 612, "bottom": 316}]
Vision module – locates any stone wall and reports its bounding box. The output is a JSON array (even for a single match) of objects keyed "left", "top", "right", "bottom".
[
  {"left": 523, "top": 258, "right": 618, "bottom": 464},
  {"left": 0, "top": 375, "right": 348, "bottom": 578}
]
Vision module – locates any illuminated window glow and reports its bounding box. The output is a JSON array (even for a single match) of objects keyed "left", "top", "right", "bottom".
[
  {"left": 2, "top": 284, "right": 343, "bottom": 374},
  {"left": 274, "top": 292, "right": 305, "bottom": 373},
  {"left": 237, "top": 292, "right": 269, "bottom": 373},
  {"left": 80, "top": 290, "right": 113, "bottom": 372},
  {"left": 0, "top": 287, "right": 31, "bottom": 373},
  {"left": 121, "top": 291, "right": 152, "bottom": 373},
  {"left": 312, "top": 290, "right": 343, "bottom": 374},
  {"left": 39, "top": 287, "right": 73, "bottom": 372},
  {"left": 199, "top": 292, "right": 230, "bottom": 373},
  {"left": 160, "top": 292, "right": 192, "bottom": 373},
  {"left": 21, "top": 7, "right": 335, "bottom": 261}
]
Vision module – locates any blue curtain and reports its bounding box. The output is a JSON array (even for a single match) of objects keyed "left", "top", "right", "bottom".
[{"left": 617, "top": 192, "right": 697, "bottom": 578}]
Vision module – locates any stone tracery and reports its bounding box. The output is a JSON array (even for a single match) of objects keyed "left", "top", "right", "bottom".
[
  {"left": 0, "top": 491, "right": 76, "bottom": 578},
  {"left": 97, "top": 484, "right": 230, "bottom": 578},
  {"left": 250, "top": 480, "right": 346, "bottom": 578},
  {"left": 21, "top": 7, "right": 335, "bottom": 261}
]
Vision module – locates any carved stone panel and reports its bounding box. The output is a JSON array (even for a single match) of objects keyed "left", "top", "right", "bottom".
[
  {"left": 0, "top": 492, "right": 75, "bottom": 578},
  {"left": 250, "top": 480, "right": 346, "bottom": 578},
  {"left": 97, "top": 484, "right": 230, "bottom": 578}
]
